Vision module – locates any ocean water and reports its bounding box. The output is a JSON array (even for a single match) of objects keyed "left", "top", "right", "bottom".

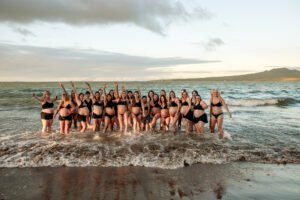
[{"left": 0, "top": 81, "right": 299, "bottom": 168}]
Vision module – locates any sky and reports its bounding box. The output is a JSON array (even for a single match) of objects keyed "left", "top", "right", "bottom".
[{"left": 0, "top": 0, "right": 299, "bottom": 81}]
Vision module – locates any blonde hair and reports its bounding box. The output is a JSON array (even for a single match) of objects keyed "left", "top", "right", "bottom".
[
  {"left": 42, "top": 90, "right": 51, "bottom": 101},
  {"left": 211, "top": 89, "right": 220, "bottom": 98}
]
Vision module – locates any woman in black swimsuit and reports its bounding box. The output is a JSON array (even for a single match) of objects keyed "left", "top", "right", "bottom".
[
  {"left": 210, "top": 89, "right": 232, "bottom": 138},
  {"left": 150, "top": 94, "right": 161, "bottom": 131},
  {"left": 70, "top": 90, "right": 78, "bottom": 130},
  {"left": 193, "top": 94, "right": 208, "bottom": 134},
  {"left": 84, "top": 91, "right": 92, "bottom": 126},
  {"left": 168, "top": 90, "right": 180, "bottom": 134},
  {"left": 141, "top": 96, "right": 151, "bottom": 132},
  {"left": 54, "top": 84, "right": 75, "bottom": 134},
  {"left": 70, "top": 82, "right": 90, "bottom": 133},
  {"left": 160, "top": 95, "right": 170, "bottom": 133},
  {"left": 86, "top": 82, "right": 104, "bottom": 133},
  {"left": 103, "top": 84, "right": 116, "bottom": 134},
  {"left": 32, "top": 90, "right": 57, "bottom": 134},
  {"left": 131, "top": 91, "right": 142, "bottom": 133},
  {"left": 114, "top": 82, "right": 129, "bottom": 134},
  {"left": 180, "top": 90, "right": 193, "bottom": 134}
]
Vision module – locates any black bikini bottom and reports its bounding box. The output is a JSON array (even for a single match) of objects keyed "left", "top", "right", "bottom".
[
  {"left": 78, "top": 114, "right": 87, "bottom": 122},
  {"left": 41, "top": 112, "right": 53, "bottom": 120},
  {"left": 59, "top": 115, "right": 72, "bottom": 121},
  {"left": 211, "top": 112, "right": 223, "bottom": 119},
  {"left": 194, "top": 113, "right": 208, "bottom": 124},
  {"left": 183, "top": 110, "right": 194, "bottom": 121},
  {"left": 105, "top": 113, "right": 115, "bottom": 119},
  {"left": 92, "top": 113, "right": 103, "bottom": 119}
]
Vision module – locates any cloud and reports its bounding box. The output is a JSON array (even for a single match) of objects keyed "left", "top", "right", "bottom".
[
  {"left": 194, "top": 37, "right": 224, "bottom": 51},
  {"left": 0, "top": 0, "right": 212, "bottom": 34},
  {"left": 10, "top": 26, "right": 36, "bottom": 37},
  {"left": 0, "top": 43, "right": 221, "bottom": 81}
]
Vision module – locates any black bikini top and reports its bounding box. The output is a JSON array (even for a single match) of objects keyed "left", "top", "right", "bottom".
[
  {"left": 106, "top": 101, "right": 115, "bottom": 109},
  {"left": 133, "top": 101, "right": 142, "bottom": 108},
  {"left": 117, "top": 99, "right": 127, "bottom": 106},
  {"left": 153, "top": 101, "right": 161, "bottom": 109},
  {"left": 60, "top": 103, "right": 72, "bottom": 109},
  {"left": 144, "top": 105, "right": 149, "bottom": 111},
  {"left": 170, "top": 101, "right": 178, "bottom": 107},
  {"left": 161, "top": 104, "right": 168, "bottom": 109},
  {"left": 211, "top": 101, "right": 222, "bottom": 107},
  {"left": 84, "top": 99, "right": 92, "bottom": 108},
  {"left": 79, "top": 101, "right": 87, "bottom": 109},
  {"left": 42, "top": 101, "right": 54, "bottom": 109},
  {"left": 182, "top": 101, "right": 189, "bottom": 106},
  {"left": 93, "top": 99, "right": 103, "bottom": 107},
  {"left": 194, "top": 103, "right": 204, "bottom": 110}
]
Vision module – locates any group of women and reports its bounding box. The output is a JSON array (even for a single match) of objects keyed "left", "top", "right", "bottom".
[{"left": 32, "top": 82, "right": 232, "bottom": 138}]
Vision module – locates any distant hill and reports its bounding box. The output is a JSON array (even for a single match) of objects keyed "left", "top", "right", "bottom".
[{"left": 156, "top": 68, "right": 300, "bottom": 82}]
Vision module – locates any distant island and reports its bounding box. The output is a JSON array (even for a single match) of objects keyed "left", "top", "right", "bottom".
[{"left": 155, "top": 68, "right": 300, "bottom": 82}]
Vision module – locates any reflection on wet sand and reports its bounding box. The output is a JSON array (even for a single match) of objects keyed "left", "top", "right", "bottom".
[
  {"left": 1, "top": 164, "right": 234, "bottom": 200},
  {"left": 1, "top": 163, "right": 300, "bottom": 200}
]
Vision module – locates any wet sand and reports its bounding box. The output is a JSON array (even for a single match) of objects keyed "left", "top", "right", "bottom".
[{"left": 0, "top": 163, "right": 299, "bottom": 200}]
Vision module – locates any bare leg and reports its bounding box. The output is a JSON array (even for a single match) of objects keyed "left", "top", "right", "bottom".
[
  {"left": 217, "top": 115, "right": 224, "bottom": 138},
  {"left": 124, "top": 112, "right": 129, "bottom": 134},
  {"left": 59, "top": 121, "right": 65, "bottom": 134},
  {"left": 41, "top": 119, "right": 47, "bottom": 133},
  {"left": 183, "top": 118, "right": 188, "bottom": 134},
  {"left": 80, "top": 121, "right": 87, "bottom": 133},
  {"left": 210, "top": 117, "right": 217, "bottom": 133},
  {"left": 103, "top": 116, "right": 110, "bottom": 134},
  {"left": 136, "top": 115, "right": 142, "bottom": 132},
  {"left": 165, "top": 117, "right": 170, "bottom": 132},
  {"left": 46, "top": 120, "right": 52, "bottom": 133},
  {"left": 65, "top": 120, "right": 71, "bottom": 134},
  {"left": 92, "top": 119, "right": 97, "bottom": 132},
  {"left": 118, "top": 114, "right": 124, "bottom": 133}
]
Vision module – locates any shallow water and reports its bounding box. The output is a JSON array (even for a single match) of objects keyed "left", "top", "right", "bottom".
[{"left": 0, "top": 81, "right": 300, "bottom": 168}]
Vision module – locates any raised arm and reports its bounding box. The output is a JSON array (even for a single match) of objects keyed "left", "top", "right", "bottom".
[
  {"left": 85, "top": 82, "right": 95, "bottom": 99},
  {"left": 103, "top": 84, "right": 107, "bottom": 106},
  {"left": 32, "top": 93, "right": 43, "bottom": 102},
  {"left": 137, "top": 86, "right": 141, "bottom": 97},
  {"left": 59, "top": 83, "right": 69, "bottom": 97},
  {"left": 114, "top": 81, "right": 119, "bottom": 99},
  {"left": 70, "top": 81, "right": 79, "bottom": 104},
  {"left": 221, "top": 97, "right": 232, "bottom": 118}
]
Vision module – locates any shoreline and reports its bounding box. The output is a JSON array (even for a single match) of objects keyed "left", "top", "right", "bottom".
[{"left": 1, "top": 162, "right": 299, "bottom": 200}]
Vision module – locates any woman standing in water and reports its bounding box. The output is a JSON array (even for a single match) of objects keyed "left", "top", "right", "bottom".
[
  {"left": 193, "top": 94, "right": 208, "bottom": 134},
  {"left": 150, "top": 93, "right": 161, "bottom": 131},
  {"left": 54, "top": 83, "right": 75, "bottom": 134},
  {"left": 141, "top": 96, "right": 151, "bottom": 132},
  {"left": 131, "top": 91, "right": 142, "bottom": 133},
  {"left": 70, "top": 90, "right": 78, "bottom": 130},
  {"left": 210, "top": 89, "right": 232, "bottom": 138},
  {"left": 70, "top": 82, "right": 90, "bottom": 133},
  {"left": 103, "top": 84, "right": 116, "bottom": 134},
  {"left": 32, "top": 91, "right": 57, "bottom": 133},
  {"left": 114, "top": 82, "right": 129, "bottom": 134},
  {"left": 180, "top": 90, "right": 193, "bottom": 134},
  {"left": 168, "top": 90, "right": 180, "bottom": 134},
  {"left": 85, "top": 82, "right": 104, "bottom": 133},
  {"left": 84, "top": 91, "right": 92, "bottom": 126},
  {"left": 160, "top": 95, "right": 170, "bottom": 133}
]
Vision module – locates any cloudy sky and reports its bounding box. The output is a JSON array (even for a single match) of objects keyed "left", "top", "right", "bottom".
[{"left": 0, "top": 0, "right": 299, "bottom": 81}]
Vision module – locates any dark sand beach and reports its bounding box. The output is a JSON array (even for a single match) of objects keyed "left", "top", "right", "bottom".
[{"left": 1, "top": 163, "right": 299, "bottom": 200}]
